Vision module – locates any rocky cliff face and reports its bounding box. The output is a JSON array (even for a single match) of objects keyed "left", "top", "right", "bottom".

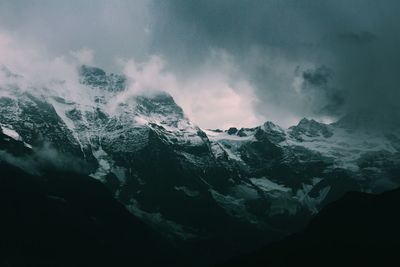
[{"left": 1, "top": 65, "right": 399, "bottom": 265}]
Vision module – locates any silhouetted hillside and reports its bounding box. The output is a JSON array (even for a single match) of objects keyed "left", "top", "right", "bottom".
[
  {"left": 0, "top": 161, "right": 177, "bottom": 267},
  {"left": 220, "top": 187, "right": 400, "bottom": 267}
]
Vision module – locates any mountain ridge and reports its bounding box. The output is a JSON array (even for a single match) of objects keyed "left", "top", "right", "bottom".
[{"left": 1, "top": 64, "right": 400, "bottom": 266}]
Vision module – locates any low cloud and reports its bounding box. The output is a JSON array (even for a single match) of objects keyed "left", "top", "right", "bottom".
[
  {"left": 0, "top": 31, "right": 97, "bottom": 110},
  {"left": 71, "top": 48, "right": 95, "bottom": 65},
  {"left": 117, "top": 52, "right": 264, "bottom": 129},
  {"left": 1, "top": 30, "right": 264, "bottom": 130},
  {"left": 0, "top": 142, "right": 91, "bottom": 175},
  {"left": 2, "top": 0, "right": 399, "bottom": 130}
]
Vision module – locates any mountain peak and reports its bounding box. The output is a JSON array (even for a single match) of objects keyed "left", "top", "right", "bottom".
[
  {"left": 297, "top": 118, "right": 319, "bottom": 127},
  {"left": 289, "top": 118, "right": 333, "bottom": 138},
  {"left": 262, "top": 121, "right": 284, "bottom": 133},
  {"left": 79, "top": 65, "right": 126, "bottom": 92},
  {"left": 135, "top": 92, "right": 184, "bottom": 119}
]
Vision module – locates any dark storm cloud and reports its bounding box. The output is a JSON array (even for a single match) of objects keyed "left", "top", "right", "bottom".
[
  {"left": 1, "top": 0, "right": 399, "bottom": 128},
  {"left": 300, "top": 66, "right": 344, "bottom": 116},
  {"left": 150, "top": 0, "right": 400, "bottom": 126},
  {"left": 302, "top": 67, "right": 332, "bottom": 88},
  {"left": 338, "top": 31, "right": 377, "bottom": 45}
]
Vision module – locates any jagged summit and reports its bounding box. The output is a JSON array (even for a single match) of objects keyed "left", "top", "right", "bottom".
[
  {"left": 77, "top": 65, "right": 184, "bottom": 122},
  {"left": 289, "top": 118, "right": 333, "bottom": 139},
  {"left": 79, "top": 65, "right": 126, "bottom": 92},
  {"left": 135, "top": 92, "right": 184, "bottom": 119}
]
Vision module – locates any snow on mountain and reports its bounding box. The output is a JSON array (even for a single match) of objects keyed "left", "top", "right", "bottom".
[
  {"left": 207, "top": 118, "right": 399, "bottom": 173},
  {"left": 1, "top": 64, "right": 399, "bottom": 243},
  {"left": 0, "top": 124, "right": 21, "bottom": 141}
]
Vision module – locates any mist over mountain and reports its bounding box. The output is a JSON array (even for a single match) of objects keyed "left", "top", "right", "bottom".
[
  {"left": 1, "top": 0, "right": 400, "bottom": 129},
  {"left": 1, "top": 63, "right": 400, "bottom": 266}
]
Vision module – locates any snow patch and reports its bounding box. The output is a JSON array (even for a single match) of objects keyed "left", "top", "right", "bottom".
[
  {"left": 210, "top": 189, "right": 256, "bottom": 222},
  {"left": 174, "top": 186, "right": 200, "bottom": 197},
  {"left": 127, "top": 199, "right": 196, "bottom": 240},
  {"left": 90, "top": 147, "right": 113, "bottom": 180},
  {"left": 250, "top": 177, "right": 291, "bottom": 192},
  {"left": 0, "top": 124, "right": 21, "bottom": 141}
]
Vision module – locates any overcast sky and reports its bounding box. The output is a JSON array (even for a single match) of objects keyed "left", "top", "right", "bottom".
[{"left": 0, "top": 0, "right": 399, "bottom": 129}]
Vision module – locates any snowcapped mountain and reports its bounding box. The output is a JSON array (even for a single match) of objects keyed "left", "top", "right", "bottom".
[
  {"left": 1, "top": 65, "right": 399, "bottom": 264},
  {"left": 208, "top": 117, "right": 399, "bottom": 176}
]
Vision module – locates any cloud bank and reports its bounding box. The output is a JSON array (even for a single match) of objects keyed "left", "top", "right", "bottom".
[
  {"left": 0, "top": 30, "right": 264, "bottom": 129},
  {"left": 119, "top": 53, "right": 263, "bottom": 129},
  {"left": 151, "top": 0, "right": 400, "bottom": 126},
  {"left": 1, "top": 0, "right": 400, "bottom": 129}
]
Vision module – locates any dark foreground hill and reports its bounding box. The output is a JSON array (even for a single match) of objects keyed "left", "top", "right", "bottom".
[
  {"left": 0, "top": 160, "right": 180, "bottom": 267},
  {"left": 220, "top": 187, "right": 400, "bottom": 267}
]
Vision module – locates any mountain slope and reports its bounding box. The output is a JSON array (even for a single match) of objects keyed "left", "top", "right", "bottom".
[
  {"left": 219, "top": 187, "right": 400, "bottom": 267},
  {"left": 0, "top": 134, "right": 177, "bottom": 266}
]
